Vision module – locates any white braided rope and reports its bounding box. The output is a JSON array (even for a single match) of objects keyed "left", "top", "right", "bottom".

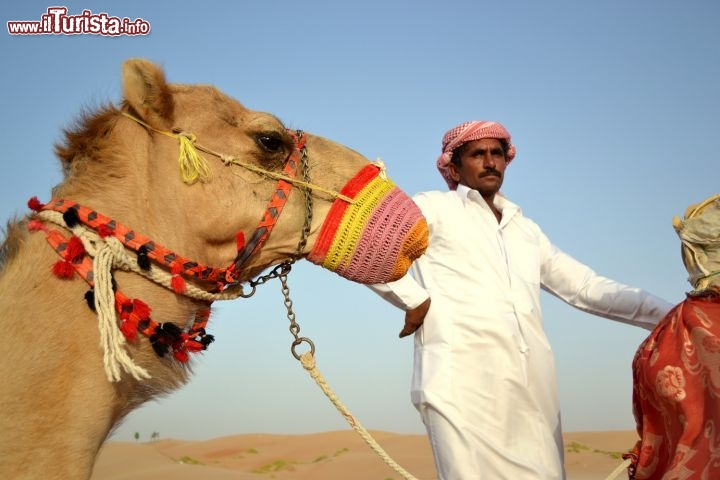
[
  {"left": 94, "top": 239, "right": 150, "bottom": 381},
  {"left": 604, "top": 458, "right": 631, "bottom": 480},
  {"left": 299, "top": 352, "right": 419, "bottom": 480},
  {"left": 37, "top": 210, "right": 251, "bottom": 382},
  {"left": 302, "top": 346, "right": 633, "bottom": 480}
]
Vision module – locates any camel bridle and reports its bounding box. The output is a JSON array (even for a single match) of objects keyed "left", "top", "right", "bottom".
[{"left": 29, "top": 116, "right": 340, "bottom": 380}]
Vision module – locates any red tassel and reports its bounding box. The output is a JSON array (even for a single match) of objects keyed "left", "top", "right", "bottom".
[
  {"left": 120, "top": 321, "right": 137, "bottom": 341},
  {"left": 52, "top": 260, "right": 75, "bottom": 279},
  {"left": 97, "top": 224, "right": 114, "bottom": 238},
  {"left": 185, "top": 340, "right": 205, "bottom": 352},
  {"left": 115, "top": 294, "right": 132, "bottom": 319},
  {"left": 236, "top": 232, "right": 245, "bottom": 251},
  {"left": 173, "top": 348, "right": 189, "bottom": 363},
  {"left": 28, "top": 197, "right": 45, "bottom": 212},
  {"left": 132, "top": 299, "right": 151, "bottom": 319},
  {"left": 27, "top": 219, "right": 47, "bottom": 232},
  {"left": 64, "top": 236, "right": 86, "bottom": 262},
  {"left": 171, "top": 275, "right": 186, "bottom": 294}
]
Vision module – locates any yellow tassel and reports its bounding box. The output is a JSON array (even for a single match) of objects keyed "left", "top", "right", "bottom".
[
  {"left": 177, "top": 133, "right": 212, "bottom": 185},
  {"left": 121, "top": 111, "right": 355, "bottom": 200}
]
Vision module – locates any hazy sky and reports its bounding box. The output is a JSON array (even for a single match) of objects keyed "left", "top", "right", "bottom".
[{"left": 1, "top": 1, "right": 718, "bottom": 443}]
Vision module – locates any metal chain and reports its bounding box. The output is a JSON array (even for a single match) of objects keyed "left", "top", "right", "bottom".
[
  {"left": 235, "top": 132, "right": 313, "bottom": 300},
  {"left": 293, "top": 131, "right": 314, "bottom": 260},
  {"left": 233, "top": 260, "right": 315, "bottom": 360},
  {"left": 240, "top": 260, "right": 314, "bottom": 359},
  {"left": 231, "top": 138, "right": 419, "bottom": 479},
  {"left": 234, "top": 264, "right": 283, "bottom": 299},
  {"left": 233, "top": 133, "right": 315, "bottom": 358},
  {"left": 285, "top": 132, "right": 314, "bottom": 358},
  {"left": 277, "top": 263, "right": 315, "bottom": 360}
]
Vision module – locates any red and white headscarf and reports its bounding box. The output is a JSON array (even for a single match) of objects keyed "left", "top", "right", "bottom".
[{"left": 436, "top": 120, "right": 516, "bottom": 190}]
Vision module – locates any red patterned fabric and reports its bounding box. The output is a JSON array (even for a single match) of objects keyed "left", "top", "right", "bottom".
[{"left": 629, "top": 291, "right": 720, "bottom": 479}]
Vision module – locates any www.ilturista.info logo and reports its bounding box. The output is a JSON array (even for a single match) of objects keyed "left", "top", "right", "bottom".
[{"left": 7, "top": 7, "right": 150, "bottom": 36}]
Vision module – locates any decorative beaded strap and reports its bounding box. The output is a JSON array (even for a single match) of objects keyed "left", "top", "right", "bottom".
[{"left": 31, "top": 218, "right": 214, "bottom": 370}]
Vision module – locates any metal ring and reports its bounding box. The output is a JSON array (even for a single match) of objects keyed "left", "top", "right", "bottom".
[
  {"left": 291, "top": 337, "right": 315, "bottom": 360},
  {"left": 238, "top": 283, "right": 257, "bottom": 298}
]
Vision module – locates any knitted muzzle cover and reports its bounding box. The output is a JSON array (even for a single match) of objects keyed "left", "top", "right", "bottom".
[{"left": 308, "top": 164, "right": 427, "bottom": 284}]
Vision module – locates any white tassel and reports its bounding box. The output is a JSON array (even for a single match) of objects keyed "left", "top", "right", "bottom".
[{"left": 94, "top": 238, "right": 150, "bottom": 382}]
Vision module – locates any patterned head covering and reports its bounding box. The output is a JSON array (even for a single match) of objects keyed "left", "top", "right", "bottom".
[
  {"left": 673, "top": 193, "right": 720, "bottom": 291},
  {"left": 436, "top": 120, "right": 516, "bottom": 190}
]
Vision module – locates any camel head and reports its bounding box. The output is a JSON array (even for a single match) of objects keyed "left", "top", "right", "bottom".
[{"left": 51, "top": 58, "right": 427, "bottom": 287}]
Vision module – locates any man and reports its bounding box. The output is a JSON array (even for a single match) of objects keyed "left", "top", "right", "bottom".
[{"left": 370, "top": 120, "right": 673, "bottom": 479}]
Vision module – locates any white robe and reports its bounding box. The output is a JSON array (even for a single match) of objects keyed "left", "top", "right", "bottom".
[{"left": 371, "top": 185, "right": 673, "bottom": 480}]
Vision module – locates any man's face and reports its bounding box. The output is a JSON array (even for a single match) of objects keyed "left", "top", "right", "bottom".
[{"left": 447, "top": 138, "right": 507, "bottom": 198}]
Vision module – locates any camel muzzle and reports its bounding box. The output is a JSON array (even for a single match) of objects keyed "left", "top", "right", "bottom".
[{"left": 307, "top": 163, "right": 428, "bottom": 284}]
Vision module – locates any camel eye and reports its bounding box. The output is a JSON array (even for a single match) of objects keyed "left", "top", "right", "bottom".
[{"left": 257, "top": 134, "right": 284, "bottom": 153}]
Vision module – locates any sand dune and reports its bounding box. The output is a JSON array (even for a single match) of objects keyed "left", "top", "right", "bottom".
[{"left": 90, "top": 430, "right": 638, "bottom": 480}]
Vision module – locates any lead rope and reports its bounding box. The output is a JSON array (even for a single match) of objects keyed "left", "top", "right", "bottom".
[
  {"left": 272, "top": 264, "right": 419, "bottom": 480},
  {"left": 604, "top": 459, "right": 631, "bottom": 480},
  {"left": 275, "top": 266, "right": 628, "bottom": 480}
]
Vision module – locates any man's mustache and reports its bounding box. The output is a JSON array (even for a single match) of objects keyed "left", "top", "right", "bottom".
[{"left": 480, "top": 169, "right": 501, "bottom": 178}]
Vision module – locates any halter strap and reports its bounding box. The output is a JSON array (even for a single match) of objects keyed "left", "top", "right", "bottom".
[
  {"left": 224, "top": 130, "right": 306, "bottom": 283},
  {"left": 27, "top": 120, "right": 338, "bottom": 374},
  {"left": 27, "top": 130, "right": 310, "bottom": 371},
  {"left": 29, "top": 133, "right": 307, "bottom": 367},
  {"left": 41, "top": 198, "right": 233, "bottom": 286},
  {"left": 39, "top": 132, "right": 308, "bottom": 291}
]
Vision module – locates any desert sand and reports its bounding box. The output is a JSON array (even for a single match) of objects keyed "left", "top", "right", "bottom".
[{"left": 90, "top": 430, "right": 638, "bottom": 480}]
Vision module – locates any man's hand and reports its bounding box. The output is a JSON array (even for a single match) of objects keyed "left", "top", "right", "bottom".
[{"left": 400, "top": 298, "right": 431, "bottom": 338}]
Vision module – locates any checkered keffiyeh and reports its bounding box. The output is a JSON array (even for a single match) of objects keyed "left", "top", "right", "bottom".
[{"left": 436, "top": 121, "right": 516, "bottom": 190}]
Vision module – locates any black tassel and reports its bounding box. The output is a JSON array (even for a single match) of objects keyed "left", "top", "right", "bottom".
[
  {"left": 84, "top": 289, "right": 96, "bottom": 311},
  {"left": 63, "top": 207, "right": 80, "bottom": 228},
  {"left": 137, "top": 245, "right": 151, "bottom": 270},
  {"left": 158, "top": 322, "right": 183, "bottom": 339},
  {"left": 149, "top": 323, "right": 183, "bottom": 358},
  {"left": 150, "top": 337, "right": 169, "bottom": 357},
  {"left": 200, "top": 334, "right": 215, "bottom": 347}
]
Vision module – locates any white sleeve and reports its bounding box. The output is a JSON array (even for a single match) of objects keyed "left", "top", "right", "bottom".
[
  {"left": 540, "top": 237, "right": 674, "bottom": 331},
  {"left": 366, "top": 191, "right": 433, "bottom": 311},
  {"left": 367, "top": 273, "right": 430, "bottom": 311}
]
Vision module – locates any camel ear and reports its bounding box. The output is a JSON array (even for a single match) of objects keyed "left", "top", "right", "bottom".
[{"left": 122, "top": 58, "right": 174, "bottom": 124}]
